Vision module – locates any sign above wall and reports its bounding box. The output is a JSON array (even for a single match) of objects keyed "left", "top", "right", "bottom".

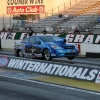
[
  {"left": 7, "top": 0, "right": 44, "bottom": 5},
  {"left": 1, "top": 32, "right": 100, "bottom": 44},
  {"left": 7, "top": 5, "right": 45, "bottom": 14}
]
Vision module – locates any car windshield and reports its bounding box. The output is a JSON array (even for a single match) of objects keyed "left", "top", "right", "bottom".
[{"left": 40, "top": 36, "right": 60, "bottom": 42}]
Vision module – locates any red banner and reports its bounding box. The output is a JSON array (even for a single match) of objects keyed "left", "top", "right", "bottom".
[{"left": 7, "top": 5, "right": 45, "bottom": 14}]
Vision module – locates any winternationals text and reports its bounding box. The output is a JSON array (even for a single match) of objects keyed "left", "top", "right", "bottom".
[{"left": 7, "top": 58, "right": 99, "bottom": 82}]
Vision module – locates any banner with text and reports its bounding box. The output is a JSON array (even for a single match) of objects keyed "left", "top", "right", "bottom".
[
  {"left": 0, "top": 56, "right": 100, "bottom": 83},
  {"left": 7, "top": 0, "right": 44, "bottom": 5},
  {"left": 1, "top": 32, "right": 100, "bottom": 44},
  {"left": 7, "top": 5, "right": 45, "bottom": 14}
]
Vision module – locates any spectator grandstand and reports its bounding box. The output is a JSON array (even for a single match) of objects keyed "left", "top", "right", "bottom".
[{"left": 11, "top": 0, "right": 100, "bottom": 34}]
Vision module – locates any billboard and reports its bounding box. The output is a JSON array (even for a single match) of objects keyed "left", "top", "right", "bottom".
[
  {"left": 0, "top": 56, "right": 100, "bottom": 83},
  {"left": 7, "top": 5, "right": 45, "bottom": 14}
]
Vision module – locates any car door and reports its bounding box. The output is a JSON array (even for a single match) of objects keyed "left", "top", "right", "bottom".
[
  {"left": 22, "top": 37, "right": 32, "bottom": 53},
  {"left": 29, "top": 36, "right": 42, "bottom": 55}
]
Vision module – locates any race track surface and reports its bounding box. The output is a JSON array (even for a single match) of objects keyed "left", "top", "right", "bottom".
[{"left": 0, "top": 49, "right": 100, "bottom": 100}]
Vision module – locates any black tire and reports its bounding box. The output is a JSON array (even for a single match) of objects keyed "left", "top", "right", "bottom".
[
  {"left": 17, "top": 50, "right": 24, "bottom": 58},
  {"left": 43, "top": 49, "right": 52, "bottom": 61},
  {"left": 67, "top": 56, "right": 75, "bottom": 60}
]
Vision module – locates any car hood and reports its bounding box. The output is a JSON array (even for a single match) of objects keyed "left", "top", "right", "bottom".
[
  {"left": 45, "top": 37, "right": 75, "bottom": 46},
  {"left": 53, "top": 38, "right": 66, "bottom": 44},
  {"left": 45, "top": 42, "right": 75, "bottom": 47}
]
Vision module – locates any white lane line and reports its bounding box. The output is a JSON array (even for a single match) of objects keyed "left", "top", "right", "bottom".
[{"left": 0, "top": 74, "right": 100, "bottom": 96}]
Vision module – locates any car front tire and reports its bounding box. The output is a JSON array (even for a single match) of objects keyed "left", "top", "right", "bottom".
[
  {"left": 43, "top": 49, "right": 52, "bottom": 61},
  {"left": 67, "top": 56, "right": 75, "bottom": 60}
]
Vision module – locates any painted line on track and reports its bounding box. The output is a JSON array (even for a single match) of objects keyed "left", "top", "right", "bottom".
[{"left": 0, "top": 74, "right": 100, "bottom": 96}]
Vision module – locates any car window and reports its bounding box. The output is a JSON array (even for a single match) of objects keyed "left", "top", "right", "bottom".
[
  {"left": 29, "top": 37, "right": 38, "bottom": 43},
  {"left": 40, "top": 36, "right": 60, "bottom": 42},
  {"left": 22, "top": 38, "right": 29, "bottom": 43}
]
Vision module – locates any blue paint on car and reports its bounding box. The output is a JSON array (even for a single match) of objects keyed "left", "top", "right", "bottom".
[{"left": 14, "top": 35, "right": 79, "bottom": 60}]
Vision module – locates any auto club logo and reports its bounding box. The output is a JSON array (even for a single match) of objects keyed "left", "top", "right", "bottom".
[
  {"left": 39, "top": 6, "right": 44, "bottom": 13},
  {"left": 7, "top": 7, "right": 12, "bottom": 14},
  {"left": 0, "top": 57, "right": 9, "bottom": 67}
]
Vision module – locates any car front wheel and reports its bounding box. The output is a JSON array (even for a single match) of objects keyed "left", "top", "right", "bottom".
[
  {"left": 43, "top": 49, "right": 52, "bottom": 61},
  {"left": 67, "top": 56, "right": 75, "bottom": 60}
]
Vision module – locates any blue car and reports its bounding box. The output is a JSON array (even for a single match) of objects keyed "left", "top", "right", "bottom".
[{"left": 14, "top": 35, "right": 79, "bottom": 61}]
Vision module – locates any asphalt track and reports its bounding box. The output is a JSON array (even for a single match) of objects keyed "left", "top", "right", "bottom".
[
  {"left": 0, "top": 49, "right": 100, "bottom": 66},
  {"left": 0, "top": 49, "right": 100, "bottom": 100},
  {"left": 0, "top": 72, "right": 100, "bottom": 100}
]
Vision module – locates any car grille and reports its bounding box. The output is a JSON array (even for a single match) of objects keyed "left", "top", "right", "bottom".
[
  {"left": 65, "top": 52, "right": 76, "bottom": 55},
  {"left": 62, "top": 46, "right": 75, "bottom": 49}
]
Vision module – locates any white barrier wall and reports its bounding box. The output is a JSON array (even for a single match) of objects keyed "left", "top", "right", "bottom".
[
  {"left": 81, "top": 43, "right": 100, "bottom": 55},
  {"left": 1, "top": 39, "right": 100, "bottom": 55},
  {"left": 1, "top": 39, "right": 22, "bottom": 49}
]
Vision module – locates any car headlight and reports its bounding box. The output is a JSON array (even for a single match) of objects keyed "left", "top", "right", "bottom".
[
  {"left": 75, "top": 45, "right": 79, "bottom": 52},
  {"left": 75, "top": 45, "right": 78, "bottom": 49},
  {"left": 51, "top": 45, "right": 63, "bottom": 49}
]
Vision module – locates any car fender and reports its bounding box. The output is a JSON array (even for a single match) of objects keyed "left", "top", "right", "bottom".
[{"left": 42, "top": 45, "right": 55, "bottom": 55}]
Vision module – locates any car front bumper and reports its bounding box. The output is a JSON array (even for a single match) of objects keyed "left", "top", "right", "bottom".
[{"left": 51, "top": 49, "right": 79, "bottom": 57}]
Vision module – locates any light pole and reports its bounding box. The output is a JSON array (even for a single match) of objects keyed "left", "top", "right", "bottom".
[{"left": 3, "top": 14, "right": 4, "bottom": 28}]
